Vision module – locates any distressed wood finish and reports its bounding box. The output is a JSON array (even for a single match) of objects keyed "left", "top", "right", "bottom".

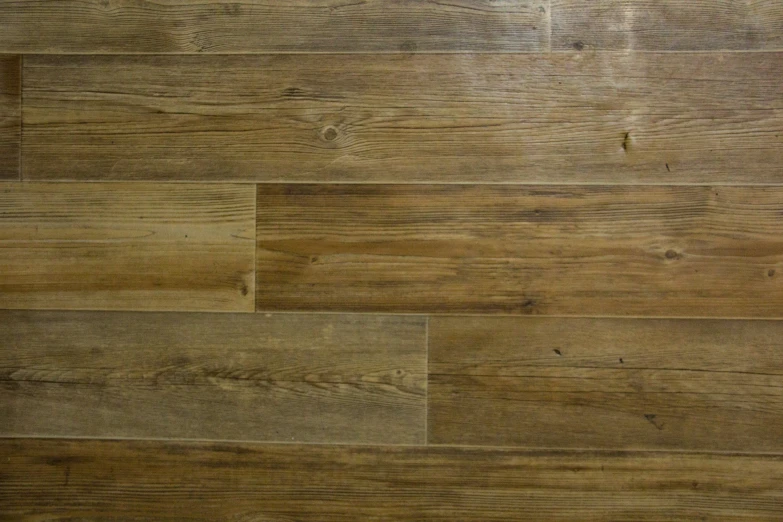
[
  {"left": 256, "top": 184, "right": 783, "bottom": 317},
  {"left": 0, "top": 183, "right": 255, "bottom": 311},
  {"left": 552, "top": 0, "right": 783, "bottom": 50},
  {"left": 429, "top": 317, "right": 783, "bottom": 450},
  {"left": 23, "top": 53, "right": 783, "bottom": 183},
  {"left": 0, "top": 311, "right": 426, "bottom": 444},
  {"left": 2, "top": 440, "right": 783, "bottom": 521},
  {"left": 0, "top": 55, "right": 20, "bottom": 180},
  {"left": 0, "top": 0, "right": 549, "bottom": 54}
]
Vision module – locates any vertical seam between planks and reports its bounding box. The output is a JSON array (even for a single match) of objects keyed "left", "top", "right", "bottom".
[
  {"left": 425, "top": 315, "right": 429, "bottom": 445},
  {"left": 547, "top": 0, "right": 553, "bottom": 53}
]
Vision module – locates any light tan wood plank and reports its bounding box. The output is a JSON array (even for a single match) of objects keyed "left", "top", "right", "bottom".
[
  {"left": 256, "top": 184, "right": 783, "bottom": 317},
  {"left": 552, "top": 0, "right": 783, "bottom": 51},
  {"left": 0, "top": 183, "right": 254, "bottom": 311},
  {"left": 2, "top": 439, "right": 783, "bottom": 521},
  {"left": 23, "top": 53, "right": 783, "bottom": 183},
  {"left": 429, "top": 316, "right": 783, "bottom": 451},
  {"left": 0, "top": 311, "right": 425, "bottom": 444},
  {"left": 0, "top": 55, "right": 20, "bottom": 180},
  {"left": 0, "top": 0, "right": 549, "bottom": 53}
]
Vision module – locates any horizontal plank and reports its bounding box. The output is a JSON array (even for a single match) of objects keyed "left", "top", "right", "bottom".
[
  {"left": 429, "top": 317, "right": 783, "bottom": 451},
  {"left": 256, "top": 184, "right": 783, "bottom": 317},
  {"left": 0, "top": 311, "right": 426, "bottom": 444},
  {"left": 0, "top": 0, "right": 549, "bottom": 53},
  {"left": 23, "top": 53, "right": 783, "bottom": 183},
  {"left": 0, "top": 183, "right": 255, "bottom": 311},
  {"left": 552, "top": 0, "right": 783, "bottom": 51},
  {"left": 2, "top": 440, "right": 783, "bottom": 521},
  {"left": 0, "top": 55, "right": 20, "bottom": 180}
]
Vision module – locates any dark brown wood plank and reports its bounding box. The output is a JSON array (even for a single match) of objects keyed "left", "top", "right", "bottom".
[
  {"left": 0, "top": 311, "right": 426, "bottom": 444},
  {"left": 429, "top": 316, "right": 783, "bottom": 451},
  {"left": 0, "top": 0, "right": 549, "bottom": 53},
  {"left": 2, "top": 439, "right": 782, "bottom": 521},
  {"left": 23, "top": 53, "right": 783, "bottom": 183},
  {"left": 256, "top": 184, "right": 783, "bottom": 317},
  {"left": 0, "top": 182, "right": 255, "bottom": 311},
  {"left": 552, "top": 0, "right": 783, "bottom": 51},
  {"left": 0, "top": 55, "right": 20, "bottom": 180}
]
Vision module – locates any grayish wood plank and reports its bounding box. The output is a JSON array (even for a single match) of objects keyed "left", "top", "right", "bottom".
[{"left": 0, "top": 311, "right": 427, "bottom": 444}]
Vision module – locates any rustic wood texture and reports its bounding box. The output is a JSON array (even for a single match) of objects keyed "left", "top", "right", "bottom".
[
  {"left": 22, "top": 53, "right": 783, "bottom": 183},
  {"left": 552, "top": 0, "right": 783, "bottom": 51},
  {"left": 0, "top": 0, "right": 550, "bottom": 54},
  {"left": 0, "top": 55, "right": 20, "bottom": 180},
  {"left": 429, "top": 317, "right": 783, "bottom": 451},
  {"left": 0, "top": 311, "right": 426, "bottom": 444},
  {"left": 2, "top": 439, "right": 783, "bottom": 521},
  {"left": 256, "top": 184, "right": 783, "bottom": 317},
  {"left": 0, "top": 183, "right": 255, "bottom": 311}
]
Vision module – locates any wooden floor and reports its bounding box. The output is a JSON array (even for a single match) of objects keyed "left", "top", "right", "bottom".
[{"left": 1, "top": 2, "right": 783, "bottom": 520}]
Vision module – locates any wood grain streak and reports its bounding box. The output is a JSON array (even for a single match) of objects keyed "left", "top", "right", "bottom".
[
  {"left": 0, "top": 311, "right": 426, "bottom": 443},
  {"left": 552, "top": 0, "right": 783, "bottom": 50},
  {"left": 256, "top": 184, "right": 783, "bottom": 317},
  {"left": 0, "top": 0, "right": 549, "bottom": 53},
  {"left": 0, "top": 55, "right": 20, "bottom": 180},
  {"left": 429, "top": 317, "right": 783, "bottom": 451},
  {"left": 22, "top": 53, "right": 783, "bottom": 183},
  {"left": 2, "top": 440, "right": 782, "bottom": 521},
  {"left": 0, "top": 183, "right": 255, "bottom": 311}
]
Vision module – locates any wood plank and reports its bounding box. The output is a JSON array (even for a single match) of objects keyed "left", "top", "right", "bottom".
[
  {"left": 0, "top": 183, "right": 254, "bottom": 311},
  {"left": 0, "top": 0, "right": 549, "bottom": 54},
  {"left": 256, "top": 184, "right": 783, "bottom": 317},
  {"left": 0, "top": 311, "right": 426, "bottom": 444},
  {"left": 22, "top": 53, "right": 783, "bottom": 183},
  {"left": 552, "top": 0, "right": 783, "bottom": 51},
  {"left": 2, "top": 440, "right": 782, "bottom": 521},
  {"left": 429, "top": 316, "right": 783, "bottom": 451},
  {"left": 0, "top": 55, "right": 20, "bottom": 180}
]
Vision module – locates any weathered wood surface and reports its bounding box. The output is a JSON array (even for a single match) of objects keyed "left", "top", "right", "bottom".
[
  {"left": 22, "top": 53, "right": 783, "bottom": 183},
  {"left": 0, "top": 183, "right": 255, "bottom": 311},
  {"left": 256, "top": 184, "right": 783, "bottom": 317},
  {"left": 429, "top": 316, "right": 783, "bottom": 450},
  {"left": 0, "top": 311, "right": 426, "bottom": 443},
  {"left": 0, "top": 0, "right": 549, "bottom": 53},
  {"left": 0, "top": 55, "right": 20, "bottom": 180},
  {"left": 2, "top": 439, "right": 782, "bottom": 521}
]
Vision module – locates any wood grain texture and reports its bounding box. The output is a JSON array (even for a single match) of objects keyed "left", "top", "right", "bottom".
[
  {"left": 429, "top": 317, "right": 783, "bottom": 451},
  {"left": 0, "top": 0, "right": 549, "bottom": 53},
  {"left": 0, "top": 55, "right": 20, "bottom": 180},
  {"left": 552, "top": 0, "right": 783, "bottom": 51},
  {"left": 0, "top": 183, "right": 255, "bottom": 311},
  {"left": 22, "top": 53, "right": 783, "bottom": 183},
  {"left": 2, "top": 439, "right": 783, "bottom": 521},
  {"left": 256, "top": 185, "right": 783, "bottom": 317},
  {"left": 0, "top": 311, "right": 426, "bottom": 444}
]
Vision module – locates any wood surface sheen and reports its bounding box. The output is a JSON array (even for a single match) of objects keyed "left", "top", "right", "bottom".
[
  {"left": 257, "top": 184, "right": 783, "bottom": 316},
  {"left": 429, "top": 317, "right": 783, "bottom": 451},
  {"left": 0, "top": 0, "right": 549, "bottom": 53},
  {"left": 4, "top": 0, "right": 783, "bottom": 519},
  {"left": 0, "top": 311, "right": 426, "bottom": 444},
  {"left": 2, "top": 439, "right": 783, "bottom": 521},
  {"left": 0, "top": 55, "right": 20, "bottom": 180},
  {"left": 0, "top": 183, "right": 255, "bottom": 311},
  {"left": 552, "top": 0, "right": 783, "bottom": 51},
  {"left": 22, "top": 53, "right": 783, "bottom": 183}
]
